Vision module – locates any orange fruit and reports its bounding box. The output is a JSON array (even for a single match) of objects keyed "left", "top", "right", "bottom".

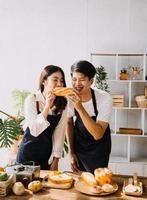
[{"left": 0, "top": 167, "right": 4, "bottom": 172}]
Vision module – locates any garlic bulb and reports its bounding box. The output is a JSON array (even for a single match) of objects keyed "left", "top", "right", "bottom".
[{"left": 12, "top": 182, "right": 25, "bottom": 195}]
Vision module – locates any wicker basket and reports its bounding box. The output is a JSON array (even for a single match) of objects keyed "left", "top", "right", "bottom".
[
  {"left": 135, "top": 95, "right": 147, "bottom": 108},
  {"left": 0, "top": 174, "right": 15, "bottom": 197},
  {"left": 135, "top": 86, "right": 147, "bottom": 108}
]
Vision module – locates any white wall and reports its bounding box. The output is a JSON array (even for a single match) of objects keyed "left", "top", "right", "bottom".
[
  {"left": 88, "top": 0, "right": 147, "bottom": 53},
  {"left": 1, "top": 0, "right": 147, "bottom": 114},
  {"left": 0, "top": 0, "right": 88, "bottom": 114},
  {"left": 0, "top": 0, "right": 147, "bottom": 167}
]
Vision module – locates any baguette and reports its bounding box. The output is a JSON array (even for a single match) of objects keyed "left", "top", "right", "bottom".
[{"left": 53, "top": 87, "right": 73, "bottom": 96}]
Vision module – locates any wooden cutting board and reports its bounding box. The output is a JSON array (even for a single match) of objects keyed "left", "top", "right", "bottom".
[{"left": 118, "top": 128, "right": 142, "bottom": 135}]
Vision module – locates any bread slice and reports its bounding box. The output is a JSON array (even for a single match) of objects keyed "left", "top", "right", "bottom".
[
  {"left": 53, "top": 87, "right": 73, "bottom": 96},
  {"left": 80, "top": 172, "right": 97, "bottom": 186}
]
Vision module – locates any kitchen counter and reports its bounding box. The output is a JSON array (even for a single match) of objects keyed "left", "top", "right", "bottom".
[
  {"left": 1, "top": 186, "right": 147, "bottom": 200},
  {"left": 1, "top": 171, "right": 147, "bottom": 200}
]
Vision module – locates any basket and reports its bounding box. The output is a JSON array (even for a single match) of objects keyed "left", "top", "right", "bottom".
[
  {"left": 135, "top": 86, "right": 147, "bottom": 108},
  {"left": 0, "top": 174, "right": 15, "bottom": 197},
  {"left": 135, "top": 95, "right": 147, "bottom": 108}
]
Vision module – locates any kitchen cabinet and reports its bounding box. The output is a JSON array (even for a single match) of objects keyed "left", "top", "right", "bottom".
[{"left": 91, "top": 53, "right": 147, "bottom": 176}]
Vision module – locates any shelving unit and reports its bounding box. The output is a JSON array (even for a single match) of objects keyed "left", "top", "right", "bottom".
[{"left": 91, "top": 53, "right": 147, "bottom": 176}]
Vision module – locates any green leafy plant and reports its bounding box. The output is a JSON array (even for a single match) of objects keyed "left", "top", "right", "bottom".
[
  {"left": 95, "top": 65, "right": 110, "bottom": 92},
  {"left": 0, "top": 110, "right": 22, "bottom": 148},
  {"left": 0, "top": 89, "right": 30, "bottom": 148},
  {"left": 12, "top": 89, "right": 30, "bottom": 116}
]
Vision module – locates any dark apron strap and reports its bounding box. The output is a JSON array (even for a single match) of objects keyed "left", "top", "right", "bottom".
[{"left": 91, "top": 88, "right": 98, "bottom": 116}]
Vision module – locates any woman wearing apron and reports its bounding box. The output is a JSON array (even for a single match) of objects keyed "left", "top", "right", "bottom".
[
  {"left": 67, "top": 60, "right": 112, "bottom": 173},
  {"left": 16, "top": 65, "right": 67, "bottom": 170}
]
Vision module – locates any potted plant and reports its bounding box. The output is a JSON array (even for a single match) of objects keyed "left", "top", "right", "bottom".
[
  {"left": 120, "top": 67, "right": 128, "bottom": 80},
  {"left": 12, "top": 89, "right": 30, "bottom": 117},
  {"left": 95, "top": 65, "right": 110, "bottom": 92}
]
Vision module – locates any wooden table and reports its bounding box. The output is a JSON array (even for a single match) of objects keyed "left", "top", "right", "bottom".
[{"left": 1, "top": 171, "right": 147, "bottom": 200}]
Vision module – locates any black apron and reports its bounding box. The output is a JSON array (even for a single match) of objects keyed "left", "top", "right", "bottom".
[
  {"left": 16, "top": 101, "right": 61, "bottom": 170},
  {"left": 74, "top": 89, "right": 111, "bottom": 173}
]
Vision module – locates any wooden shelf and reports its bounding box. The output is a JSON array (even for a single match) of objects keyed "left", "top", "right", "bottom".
[
  {"left": 110, "top": 156, "right": 129, "bottom": 163},
  {"left": 91, "top": 52, "right": 147, "bottom": 176},
  {"left": 91, "top": 53, "right": 146, "bottom": 56},
  {"left": 108, "top": 80, "right": 147, "bottom": 83}
]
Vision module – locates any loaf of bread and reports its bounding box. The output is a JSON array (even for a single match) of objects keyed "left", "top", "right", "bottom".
[
  {"left": 53, "top": 87, "right": 73, "bottom": 96},
  {"left": 80, "top": 172, "right": 97, "bottom": 187}
]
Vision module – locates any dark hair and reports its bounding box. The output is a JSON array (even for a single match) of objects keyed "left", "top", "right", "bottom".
[
  {"left": 39, "top": 65, "right": 66, "bottom": 92},
  {"left": 39, "top": 65, "right": 67, "bottom": 115},
  {"left": 71, "top": 60, "right": 96, "bottom": 80}
]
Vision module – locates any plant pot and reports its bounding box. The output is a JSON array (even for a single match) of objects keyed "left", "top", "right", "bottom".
[
  {"left": 11, "top": 135, "right": 23, "bottom": 155},
  {"left": 120, "top": 73, "right": 128, "bottom": 80}
]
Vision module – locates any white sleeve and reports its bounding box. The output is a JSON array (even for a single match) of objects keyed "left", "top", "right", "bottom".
[
  {"left": 23, "top": 94, "right": 50, "bottom": 137},
  {"left": 96, "top": 93, "right": 112, "bottom": 123},
  {"left": 67, "top": 99, "right": 74, "bottom": 118},
  {"left": 48, "top": 107, "right": 67, "bottom": 164}
]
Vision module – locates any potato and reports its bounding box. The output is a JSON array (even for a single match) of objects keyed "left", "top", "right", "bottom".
[
  {"left": 12, "top": 182, "right": 25, "bottom": 195},
  {"left": 28, "top": 180, "right": 42, "bottom": 193}
]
